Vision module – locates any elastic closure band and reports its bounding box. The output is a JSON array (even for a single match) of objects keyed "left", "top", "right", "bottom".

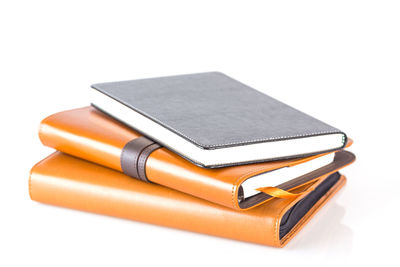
[
  {"left": 121, "top": 137, "right": 161, "bottom": 182},
  {"left": 137, "top": 143, "right": 161, "bottom": 181}
]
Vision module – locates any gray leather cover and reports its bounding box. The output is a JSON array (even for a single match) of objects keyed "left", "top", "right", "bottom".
[{"left": 92, "top": 72, "right": 345, "bottom": 149}]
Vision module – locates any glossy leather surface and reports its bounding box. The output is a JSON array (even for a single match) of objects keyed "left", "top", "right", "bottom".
[
  {"left": 39, "top": 107, "right": 354, "bottom": 210},
  {"left": 29, "top": 152, "right": 347, "bottom": 247}
]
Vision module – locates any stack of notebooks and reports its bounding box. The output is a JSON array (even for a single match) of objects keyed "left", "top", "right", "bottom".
[{"left": 30, "top": 72, "right": 355, "bottom": 247}]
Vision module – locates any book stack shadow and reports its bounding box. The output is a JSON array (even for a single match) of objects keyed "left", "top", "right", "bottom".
[{"left": 30, "top": 72, "right": 355, "bottom": 247}]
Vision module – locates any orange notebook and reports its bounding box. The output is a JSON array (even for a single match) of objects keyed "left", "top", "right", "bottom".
[
  {"left": 30, "top": 152, "right": 347, "bottom": 247},
  {"left": 39, "top": 107, "right": 355, "bottom": 210}
]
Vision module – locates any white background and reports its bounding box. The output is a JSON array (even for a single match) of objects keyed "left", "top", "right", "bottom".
[{"left": 1, "top": 1, "right": 399, "bottom": 266}]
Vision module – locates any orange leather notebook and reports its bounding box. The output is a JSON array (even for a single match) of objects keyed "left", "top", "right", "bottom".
[
  {"left": 30, "top": 152, "right": 347, "bottom": 247},
  {"left": 39, "top": 107, "right": 355, "bottom": 210}
]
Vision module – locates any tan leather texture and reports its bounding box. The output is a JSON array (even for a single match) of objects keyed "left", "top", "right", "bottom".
[
  {"left": 29, "top": 152, "right": 347, "bottom": 247},
  {"left": 39, "top": 107, "right": 354, "bottom": 210}
]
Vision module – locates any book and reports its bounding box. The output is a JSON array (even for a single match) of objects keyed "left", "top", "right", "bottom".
[
  {"left": 90, "top": 72, "right": 347, "bottom": 167},
  {"left": 39, "top": 107, "right": 355, "bottom": 210},
  {"left": 29, "top": 151, "right": 347, "bottom": 247}
]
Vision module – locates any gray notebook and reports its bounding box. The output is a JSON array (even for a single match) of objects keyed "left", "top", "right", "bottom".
[{"left": 90, "top": 72, "right": 346, "bottom": 168}]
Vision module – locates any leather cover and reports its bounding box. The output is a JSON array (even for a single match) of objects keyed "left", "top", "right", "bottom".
[
  {"left": 29, "top": 152, "right": 347, "bottom": 247},
  {"left": 39, "top": 107, "right": 355, "bottom": 210},
  {"left": 92, "top": 72, "right": 346, "bottom": 150}
]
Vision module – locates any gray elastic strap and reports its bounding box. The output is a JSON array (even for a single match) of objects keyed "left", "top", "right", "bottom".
[
  {"left": 120, "top": 137, "right": 161, "bottom": 182},
  {"left": 137, "top": 143, "right": 162, "bottom": 182}
]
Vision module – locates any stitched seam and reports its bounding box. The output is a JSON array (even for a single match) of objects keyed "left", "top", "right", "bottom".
[
  {"left": 121, "top": 139, "right": 145, "bottom": 178},
  {"left": 94, "top": 82, "right": 345, "bottom": 148},
  {"left": 137, "top": 147, "right": 148, "bottom": 181},
  {"left": 137, "top": 144, "right": 156, "bottom": 181},
  {"left": 133, "top": 142, "right": 148, "bottom": 179},
  {"left": 123, "top": 138, "right": 156, "bottom": 179},
  {"left": 199, "top": 131, "right": 344, "bottom": 148},
  {"left": 111, "top": 98, "right": 344, "bottom": 147},
  {"left": 120, "top": 108, "right": 342, "bottom": 148},
  {"left": 231, "top": 166, "right": 274, "bottom": 209}
]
